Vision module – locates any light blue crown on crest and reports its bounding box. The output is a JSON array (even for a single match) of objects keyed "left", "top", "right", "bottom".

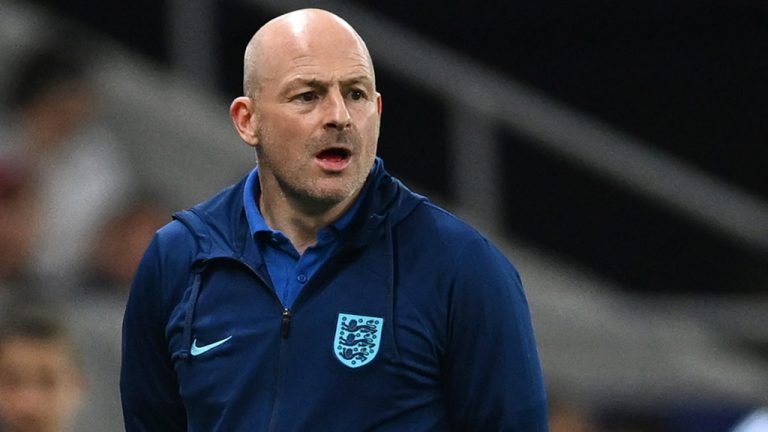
[{"left": 333, "top": 313, "right": 383, "bottom": 368}]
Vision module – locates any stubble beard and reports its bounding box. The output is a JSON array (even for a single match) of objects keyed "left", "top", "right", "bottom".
[{"left": 255, "top": 127, "right": 373, "bottom": 214}]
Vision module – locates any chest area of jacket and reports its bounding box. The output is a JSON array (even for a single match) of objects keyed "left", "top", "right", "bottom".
[{"left": 165, "top": 255, "right": 446, "bottom": 405}]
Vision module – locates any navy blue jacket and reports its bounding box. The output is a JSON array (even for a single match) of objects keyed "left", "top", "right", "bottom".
[{"left": 121, "top": 160, "right": 547, "bottom": 431}]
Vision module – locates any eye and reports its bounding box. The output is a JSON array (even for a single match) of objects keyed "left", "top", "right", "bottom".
[
  {"left": 296, "top": 92, "right": 317, "bottom": 102},
  {"left": 349, "top": 89, "right": 366, "bottom": 100}
]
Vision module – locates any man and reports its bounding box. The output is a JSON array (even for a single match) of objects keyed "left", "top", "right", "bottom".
[
  {"left": 1, "top": 40, "right": 134, "bottom": 293},
  {"left": 121, "top": 8, "right": 547, "bottom": 431},
  {"left": 0, "top": 310, "right": 85, "bottom": 432}
]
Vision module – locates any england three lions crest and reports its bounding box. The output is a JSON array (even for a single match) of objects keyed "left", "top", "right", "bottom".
[{"left": 334, "top": 313, "right": 383, "bottom": 368}]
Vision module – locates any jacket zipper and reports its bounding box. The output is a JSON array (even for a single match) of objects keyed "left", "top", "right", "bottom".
[
  {"left": 223, "top": 257, "right": 291, "bottom": 431},
  {"left": 280, "top": 308, "right": 292, "bottom": 338}
]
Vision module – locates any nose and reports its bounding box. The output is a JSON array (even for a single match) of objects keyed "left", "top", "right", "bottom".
[{"left": 323, "top": 89, "right": 351, "bottom": 131}]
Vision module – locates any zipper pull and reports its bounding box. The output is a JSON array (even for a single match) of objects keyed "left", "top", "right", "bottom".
[{"left": 281, "top": 308, "right": 292, "bottom": 338}]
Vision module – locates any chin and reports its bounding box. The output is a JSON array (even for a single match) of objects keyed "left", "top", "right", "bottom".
[
  {"left": 308, "top": 189, "right": 353, "bottom": 206},
  {"left": 304, "top": 182, "right": 359, "bottom": 206}
]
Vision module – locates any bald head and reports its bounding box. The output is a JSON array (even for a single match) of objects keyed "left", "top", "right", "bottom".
[{"left": 242, "top": 9, "right": 374, "bottom": 97}]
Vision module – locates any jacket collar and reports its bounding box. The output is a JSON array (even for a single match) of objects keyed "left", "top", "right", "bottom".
[{"left": 172, "top": 157, "right": 426, "bottom": 265}]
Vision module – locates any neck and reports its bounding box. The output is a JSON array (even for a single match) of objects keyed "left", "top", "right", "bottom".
[{"left": 258, "top": 181, "right": 358, "bottom": 255}]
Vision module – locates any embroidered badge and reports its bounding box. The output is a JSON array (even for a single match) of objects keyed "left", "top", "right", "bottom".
[{"left": 333, "top": 313, "right": 383, "bottom": 368}]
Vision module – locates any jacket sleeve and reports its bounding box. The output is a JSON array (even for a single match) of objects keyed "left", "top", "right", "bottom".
[
  {"left": 121, "top": 232, "right": 188, "bottom": 431},
  {"left": 444, "top": 237, "right": 548, "bottom": 431}
]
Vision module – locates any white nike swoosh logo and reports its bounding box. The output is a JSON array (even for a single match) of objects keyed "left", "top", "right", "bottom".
[{"left": 190, "top": 336, "right": 232, "bottom": 356}]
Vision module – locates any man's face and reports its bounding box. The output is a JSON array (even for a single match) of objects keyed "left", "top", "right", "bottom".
[
  {"left": 0, "top": 339, "right": 83, "bottom": 432},
  {"left": 249, "top": 24, "right": 382, "bottom": 209}
]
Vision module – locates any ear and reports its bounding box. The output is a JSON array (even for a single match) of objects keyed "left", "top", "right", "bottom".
[
  {"left": 376, "top": 92, "right": 383, "bottom": 115},
  {"left": 230, "top": 96, "right": 259, "bottom": 147}
]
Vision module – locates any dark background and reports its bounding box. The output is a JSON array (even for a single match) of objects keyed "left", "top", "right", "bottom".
[{"left": 34, "top": 0, "right": 768, "bottom": 296}]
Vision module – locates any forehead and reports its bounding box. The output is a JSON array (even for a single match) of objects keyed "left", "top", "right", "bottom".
[{"left": 258, "top": 19, "right": 374, "bottom": 85}]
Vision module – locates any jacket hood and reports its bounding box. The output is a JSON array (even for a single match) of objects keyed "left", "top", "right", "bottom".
[{"left": 172, "top": 158, "right": 426, "bottom": 262}]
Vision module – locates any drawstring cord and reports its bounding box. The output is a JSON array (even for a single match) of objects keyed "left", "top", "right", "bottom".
[
  {"left": 178, "top": 272, "right": 203, "bottom": 360},
  {"left": 385, "top": 225, "right": 401, "bottom": 361}
]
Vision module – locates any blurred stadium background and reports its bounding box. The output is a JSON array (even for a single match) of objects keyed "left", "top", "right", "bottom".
[{"left": 1, "top": 0, "right": 766, "bottom": 430}]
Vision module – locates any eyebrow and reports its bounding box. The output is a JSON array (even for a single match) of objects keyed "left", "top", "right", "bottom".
[{"left": 281, "top": 75, "right": 374, "bottom": 94}]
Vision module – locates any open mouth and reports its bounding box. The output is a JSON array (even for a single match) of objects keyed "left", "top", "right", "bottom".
[{"left": 316, "top": 147, "right": 352, "bottom": 163}]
